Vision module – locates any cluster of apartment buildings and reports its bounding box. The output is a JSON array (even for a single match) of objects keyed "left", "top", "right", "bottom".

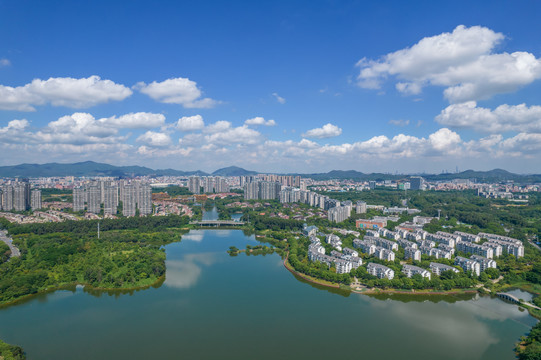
[
  {"left": 243, "top": 179, "right": 366, "bottom": 225},
  {"left": 0, "top": 179, "right": 42, "bottom": 211},
  {"left": 239, "top": 175, "right": 372, "bottom": 224},
  {"left": 307, "top": 231, "right": 363, "bottom": 274},
  {"left": 454, "top": 255, "right": 497, "bottom": 276},
  {"left": 187, "top": 176, "right": 229, "bottom": 195},
  {"left": 305, "top": 221, "right": 516, "bottom": 279},
  {"left": 250, "top": 174, "right": 302, "bottom": 188},
  {"left": 243, "top": 181, "right": 283, "bottom": 200},
  {"left": 73, "top": 180, "right": 151, "bottom": 217}
]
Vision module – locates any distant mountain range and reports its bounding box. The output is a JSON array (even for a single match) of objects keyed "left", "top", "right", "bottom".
[
  {"left": 0, "top": 161, "right": 539, "bottom": 183},
  {"left": 0, "top": 161, "right": 205, "bottom": 178},
  {"left": 299, "top": 168, "right": 541, "bottom": 183}
]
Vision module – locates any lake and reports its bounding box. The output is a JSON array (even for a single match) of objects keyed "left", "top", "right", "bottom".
[{"left": 0, "top": 208, "right": 536, "bottom": 359}]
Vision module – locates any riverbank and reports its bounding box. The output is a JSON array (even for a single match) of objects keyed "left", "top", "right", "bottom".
[
  {"left": 282, "top": 251, "right": 482, "bottom": 296},
  {"left": 283, "top": 252, "right": 342, "bottom": 289},
  {"left": 0, "top": 275, "right": 165, "bottom": 309},
  {"left": 0, "top": 339, "right": 25, "bottom": 360}
]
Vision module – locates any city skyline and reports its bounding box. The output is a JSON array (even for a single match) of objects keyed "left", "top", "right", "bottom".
[{"left": 1, "top": 1, "right": 541, "bottom": 173}]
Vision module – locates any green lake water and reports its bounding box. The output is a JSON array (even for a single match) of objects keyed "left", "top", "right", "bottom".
[{"left": 0, "top": 208, "right": 537, "bottom": 359}]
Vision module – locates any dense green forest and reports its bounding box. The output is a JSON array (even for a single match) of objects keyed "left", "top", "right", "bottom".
[
  {"left": 0, "top": 241, "right": 10, "bottom": 263},
  {"left": 0, "top": 214, "right": 189, "bottom": 236},
  {"left": 0, "top": 339, "right": 25, "bottom": 360},
  {"left": 317, "top": 188, "right": 406, "bottom": 207},
  {"left": 0, "top": 215, "right": 189, "bottom": 306},
  {"left": 517, "top": 321, "right": 541, "bottom": 360}
]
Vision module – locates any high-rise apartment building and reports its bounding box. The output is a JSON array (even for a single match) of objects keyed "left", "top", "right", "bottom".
[
  {"left": 259, "top": 181, "right": 281, "bottom": 200},
  {"left": 279, "top": 187, "right": 301, "bottom": 203},
  {"left": 122, "top": 184, "right": 137, "bottom": 217},
  {"left": 73, "top": 186, "right": 86, "bottom": 212},
  {"left": 103, "top": 185, "right": 118, "bottom": 215},
  {"left": 13, "top": 180, "right": 30, "bottom": 211},
  {"left": 73, "top": 180, "right": 151, "bottom": 217},
  {"left": 188, "top": 176, "right": 201, "bottom": 194},
  {"left": 203, "top": 177, "right": 215, "bottom": 193},
  {"left": 356, "top": 201, "right": 367, "bottom": 214},
  {"left": 243, "top": 181, "right": 281, "bottom": 200},
  {"left": 31, "top": 189, "right": 42, "bottom": 210},
  {"left": 215, "top": 177, "right": 228, "bottom": 193},
  {"left": 410, "top": 177, "right": 424, "bottom": 190},
  {"left": 138, "top": 183, "right": 152, "bottom": 215},
  {"left": 243, "top": 181, "right": 259, "bottom": 200},
  {"left": 1, "top": 186, "right": 13, "bottom": 211},
  {"left": 87, "top": 184, "right": 101, "bottom": 214},
  {"left": 239, "top": 175, "right": 256, "bottom": 187}
]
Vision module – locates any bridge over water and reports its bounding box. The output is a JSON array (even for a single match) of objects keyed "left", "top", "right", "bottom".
[
  {"left": 497, "top": 292, "right": 521, "bottom": 304},
  {"left": 496, "top": 292, "right": 541, "bottom": 310},
  {"left": 190, "top": 220, "right": 245, "bottom": 227}
]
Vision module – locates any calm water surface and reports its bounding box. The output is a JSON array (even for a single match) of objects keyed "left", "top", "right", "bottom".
[{"left": 0, "top": 208, "right": 536, "bottom": 359}]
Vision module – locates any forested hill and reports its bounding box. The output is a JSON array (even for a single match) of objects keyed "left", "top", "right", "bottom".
[
  {"left": 297, "top": 169, "right": 541, "bottom": 183},
  {"left": 211, "top": 166, "right": 257, "bottom": 176},
  {"left": 422, "top": 169, "right": 541, "bottom": 183},
  {"left": 0, "top": 161, "right": 207, "bottom": 178}
]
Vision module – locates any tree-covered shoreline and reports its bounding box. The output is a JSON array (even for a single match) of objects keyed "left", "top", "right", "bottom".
[
  {"left": 0, "top": 215, "right": 190, "bottom": 306},
  {"left": 0, "top": 339, "right": 25, "bottom": 360}
]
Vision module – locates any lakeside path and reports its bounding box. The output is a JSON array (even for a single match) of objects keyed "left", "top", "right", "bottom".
[{"left": 0, "top": 230, "right": 20, "bottom": 259}]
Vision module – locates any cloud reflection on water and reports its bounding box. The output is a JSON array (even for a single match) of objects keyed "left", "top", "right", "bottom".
[
  {"left": 213, "top": 230, "right": 232, "bottom": 238},
  {"left": 356, "top": 294, "right": 521, "bottom": 358},
  {"left": 165, "top": 253, "right": 217, "bottom": 289},
  {"left": 181, "top": 233, "right": 204, "bottom": 242}
]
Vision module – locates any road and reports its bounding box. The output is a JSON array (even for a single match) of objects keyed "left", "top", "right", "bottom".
[
  {"left": 528, "top": 239, "right": 541, "bottom": 252},
  {"left": 0, "top": 230, "right": 21, "bottom": 258}
]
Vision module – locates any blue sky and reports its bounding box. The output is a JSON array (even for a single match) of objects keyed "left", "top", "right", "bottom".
[{"left": 1, "top": 0, "right": 541, "bottom": 173}]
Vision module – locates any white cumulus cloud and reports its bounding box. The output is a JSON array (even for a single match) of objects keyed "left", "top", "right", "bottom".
[
  {"left": 0, "top": 119, "right": 33, "bottom": 144},
  {"left": 0, "top": 58, "right": 10, "bottom": 67},
  {"left": 244, "top": 117, "right": 276, "bottom": 126},
  {"left": 0, "top": 76, "right": 132, "bottom": 111},
  {"left": 436, "top": 101, "right": 541, "bottom": 133},
  {"left": 136, "top": 131, "right": 172, "bottom": 147},
  {"left": 204, "top": 125, "right": 261, "bottom": 145},
  {"left": 136, "top": 77, "right": 218, "bottom": 108},
  {"left": 204, "top": 120, "right": 232, "bottom": 134},
  {"left": 428, "top": 128, "right": 462, "bottom": 152},
  {"left": 176, "top": 115, "right": 205, "bottom": 131},
  {"left": 31, "top": 112, "right": 165, "bottom": 146},
  {"left": 100, "top": 112, "right": 165, "bottom": 129},
  {"left": 39, "top": 113, "right": 121, "bottom": 144},
  {"left": 357, "top": 25, "right": 541, "bottom": 102},
  {"left": 1, "top": 119, "right": 29, "bottom": 131},
  {"left": 302, "top": 123, "right": 342, "bottom": 139}
]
